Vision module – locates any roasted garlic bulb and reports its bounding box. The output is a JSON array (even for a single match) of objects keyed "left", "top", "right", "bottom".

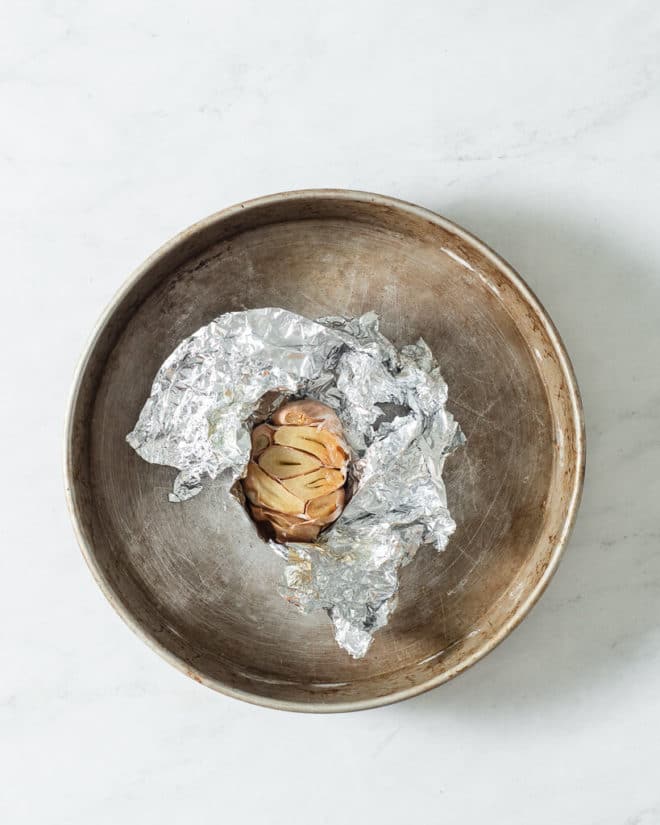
[{"left": 242, "top": 399, "right": 349, "bottom": 542}]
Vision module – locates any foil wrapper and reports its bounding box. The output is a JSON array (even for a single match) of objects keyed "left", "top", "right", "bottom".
[{"left": 127, "top": 308, "right": 464, "bottom": 657}]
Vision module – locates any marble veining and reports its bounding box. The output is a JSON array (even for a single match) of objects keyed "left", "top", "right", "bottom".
[{"left": 2, "top": 1, "right": 659, "bottom": 823}]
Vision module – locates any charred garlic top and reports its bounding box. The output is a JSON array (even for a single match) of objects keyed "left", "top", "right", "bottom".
[{"left": 242, "top": 399, "right": 349, "bottom": 542}]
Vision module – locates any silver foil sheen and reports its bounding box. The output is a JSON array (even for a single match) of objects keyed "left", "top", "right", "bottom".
[{"left": 127, "top": 308, "right": 463, "bottom": 657}]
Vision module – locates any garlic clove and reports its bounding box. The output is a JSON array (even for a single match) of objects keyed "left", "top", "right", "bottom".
[
  {"left": 243, "top": 462, "right": 304, "bottom": 514},
  {"left": 258, "top": 445, "right": 321, "bottom": 479},
  {"left": 271, "top": 399, "right": 342, "bottom": 431},
  {"left": 273, "top": 425, "right": 348, "bottom": 468},
  {"left": 306, "top": 488, "right": 346, "bottom": 522},
  {"left": 282, "top": 467, "right": 345, "bottom": 501},
  {"left": 251, "top": 423, "right": 273, "bottom": 456},
  {"left": 250, "top": 506, "right": 322, "bottom": 542}
]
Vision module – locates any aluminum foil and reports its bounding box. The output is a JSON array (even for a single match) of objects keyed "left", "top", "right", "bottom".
[{"left": 127, "top": 308, "right": 464, "bottom": 657}]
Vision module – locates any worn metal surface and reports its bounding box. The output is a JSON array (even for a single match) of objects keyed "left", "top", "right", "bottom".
[{"left": 65, "top": 190, "right": 585, "bottom": 712}]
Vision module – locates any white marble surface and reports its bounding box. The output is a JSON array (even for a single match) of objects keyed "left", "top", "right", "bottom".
[{"left": 2, "top": 1, "right": 660, "bottom": 822}]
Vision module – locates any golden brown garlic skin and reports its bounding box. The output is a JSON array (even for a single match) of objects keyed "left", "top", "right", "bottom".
[{"left": 242, "top": 399, "right": 349, "bottom": 542}]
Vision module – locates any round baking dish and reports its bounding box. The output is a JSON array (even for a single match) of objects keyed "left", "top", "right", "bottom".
[{"left": 65, "top": 190, "right": 584, "bottom": 712}]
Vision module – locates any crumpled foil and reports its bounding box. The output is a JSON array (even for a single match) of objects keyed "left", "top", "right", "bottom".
[{"left": 127, "top": 308, "right": 464, "bottom": 657}]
